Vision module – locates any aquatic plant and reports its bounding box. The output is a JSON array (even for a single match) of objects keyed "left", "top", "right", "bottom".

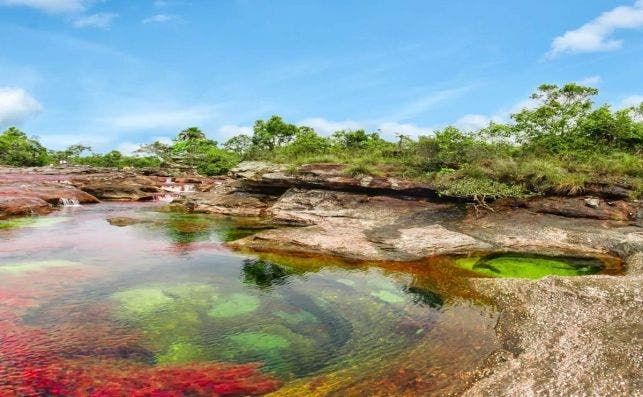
[
  {"left": 454, "top": 253, "right": 604, "bottom": 278},
  {"left": 0, "top": 259, "right": 82, "bottom": 275},
  {"left": 208, "top": 293, "right": 260, "bottom": 318},
  {"left": 112, "top": 287, "right": 174, "bottom": 315},
  {"left": 275, "top": 309, "right": 319, "bottom": 325},
  {"left": 0, "top": 216, "right": 69, "bottom": 230}
]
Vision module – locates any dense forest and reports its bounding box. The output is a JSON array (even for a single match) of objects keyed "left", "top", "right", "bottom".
[{"left": 2, "top": 83, "right": 642, "bottom": 200}]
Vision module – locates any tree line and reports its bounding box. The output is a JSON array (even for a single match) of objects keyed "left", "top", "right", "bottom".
[{"left": 1, "top": 83, "right": 641, "bottom": 199}]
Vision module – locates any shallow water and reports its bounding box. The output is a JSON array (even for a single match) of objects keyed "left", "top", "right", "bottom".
[{"left": 0, "top": 203, "right": 618, "bottom": 396}]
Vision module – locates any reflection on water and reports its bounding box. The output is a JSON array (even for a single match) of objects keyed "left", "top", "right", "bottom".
[{"left": 0, "top": 203, "right": 503, "bottom": 396}]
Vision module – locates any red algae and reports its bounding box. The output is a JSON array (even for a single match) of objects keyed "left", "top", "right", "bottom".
[{"left": 0, "top": 311, "right": 281, "bottom": 396}]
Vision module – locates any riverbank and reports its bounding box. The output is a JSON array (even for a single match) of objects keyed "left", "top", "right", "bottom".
[{"left": 0, "top": 163, "right": 641, "bottom": 396}]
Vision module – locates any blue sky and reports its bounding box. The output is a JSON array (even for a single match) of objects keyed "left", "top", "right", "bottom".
[{"left": 0, "top": 0, "right": 642, "bottom": 153}]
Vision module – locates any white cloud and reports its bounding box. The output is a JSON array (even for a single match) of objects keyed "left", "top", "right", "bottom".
[
  {"left": 298, "top": 117, "right": 362, "bottom": 135},
  {"left": 39, "top": 133, "right": 110, "bottom": 150},
  {"left": 142, "top": 14, "right": 179, "bottom": 24},
  {"left": 376, "top": 121, "right": 431, "bottom": 139},
  {"left": 620, "top": 95, "right": 643, "bottom": 108},
  {"left": 548, "top": 0, "right": 643, "bottom": 57},
  {"left": 452, "top": 98, "right": 538, "bottom": 131},
  {"left": 117, "top": 142, "right": 142, "bottom": 155},
  {"left": 578, "top": 75, "right": 602, "bottom": 86},
  {"left": 0, "top": 87, "right": 43, "bottom": 126},
  {"left": 218, "top": 124, "right": 252, "bottom": 140},
  {"left": 453, "top": 114, "right": 496, "bottom": 131},
  {"left": 73, "top": 12, "right": 118, "bottom": 28},
  {"left": 297, "top": 117, "right": 432, "bottom": 139},
  {"left": 106, "top": 106, "right": 214, "bottom": 130},
  {"left": 0, "top": 0, "right": 86, "bottom": 14}
]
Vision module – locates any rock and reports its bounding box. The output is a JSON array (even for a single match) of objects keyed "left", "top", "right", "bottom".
[
  {"left": 524, "top": 196, "right": 635, "bottom": 221},
  {"left": 0, "top": 180, "right": 99, "bottom": 219},
  {"left": 228, "top": 188, "right": 485, "bottom": 260},
  {"left": 229, "top": 161, "right": 440, "bottom": 197},
  {"left": 0, "top": 196, "right": 53, "bottom": 218},
  {"left": 174, "top": 182, "right": 278, "bottom": 217},
  {"left": 70, "top": 173, "right": 160, "bottom": 201},
  {"left": 584, "top": 197, "right": 600, "bottom": 208},
  {"left": 465, "top": 273, "right": 642, "bottom": 396},
  {"left": 106, "top": 217, "right": 147, "bottom": 227}
]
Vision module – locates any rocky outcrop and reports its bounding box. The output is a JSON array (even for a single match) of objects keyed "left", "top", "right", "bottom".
[
  {"left": 521, "top": 196, "right": 637, "bottom": 221},
  {"left": 228, "top": 188, "right": 490, "bottom": 260},
  {"left": 70, "top": 174, "right": 161, "bottom": 201},
  {"left": 173, "top": 181, "right": 279, "bottom": 217},
  {"left": 230, "top": 161, "right": 441, "bottom": 197},
  {"left": 0, "top": 181, "right": 99, "bottom": 219},
  {"left": 465, "top": 258, "right": 642, "bottom": 396}
]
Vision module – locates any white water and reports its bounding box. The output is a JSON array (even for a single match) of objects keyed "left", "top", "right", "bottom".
[
  {"left": 161, "top": 183, "right": 196, "bottom": 193},
  {"left": 154, "top": 194, "right": 175, "bottom": 203},
  {"left": 59, "top": 197, "right": 80, "bottom": 206}
]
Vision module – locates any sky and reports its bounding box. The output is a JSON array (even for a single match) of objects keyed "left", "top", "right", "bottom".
[{"left": 0, "top": 0, "right": 642, "bottom": 153}]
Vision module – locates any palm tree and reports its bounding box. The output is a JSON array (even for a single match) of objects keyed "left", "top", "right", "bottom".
[{"left": 176, "top": 127, "right": 206, "bottom": 142}]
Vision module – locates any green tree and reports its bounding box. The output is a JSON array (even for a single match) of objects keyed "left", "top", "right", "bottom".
[
  {"left": 510, "top": 83, "right": 599, "bottom": 152},
  {"left": 176, "top": 127, "right": 207, "bottom": 142},
  {"left": 223, "top": 134, "right": 253, "bottom": 157},
  {"left": 0, "top": 127, "right": 49, "bottom": 166},
  {"left": 251, "top": 116, "right": 299, "bottom": 150}
]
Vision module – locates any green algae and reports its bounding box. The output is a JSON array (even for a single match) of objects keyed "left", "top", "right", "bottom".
[
  {"left": 229, "top": 332, "right": 291, "bottom": 351},
  {"left": 371, "top": 289, "right": 405, "bottom": 304},
  {"left": 112, "top": 287, "right": 174, "bottom": 315},
  {"left": 208, "top": 293, "right": 260, "bottom": 318},
  {"left": 454, "top": 253, "right": 603, "bottom": 279},
  {"left": 275, "top": 309, "right": 319, "bottom": 325},
  {"left": 156, "top": 341, "right": 207, "bottom": 364},
  {"left": 111, "top": 283, "right": 219, "bottom": 356},
  {"left": 0, "top": 216, "right": 69, "bottom": 230},
  {"left": 0, "top": 260, "right": 82, "bottom": 274}
]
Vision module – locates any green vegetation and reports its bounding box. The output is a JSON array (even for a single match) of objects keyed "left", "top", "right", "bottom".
[
  {"left": 453, "top": 253, "right": 604, "bottom": 279},
  {"left": 1, "top": 83, "right": 641, "bottom": 198}
]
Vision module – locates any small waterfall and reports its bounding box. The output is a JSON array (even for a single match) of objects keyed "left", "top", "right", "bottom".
[
  {"left": 182, "top": 184, "right": 196, "bottom": 193},
  {"left": 161, "top": 183, "right": 196, "bottom": 193},
  {"left": 59, "top": 197, "right": 80, "bottom": 206},
  {"left": 154, "top": 194, "right": 175, "bottom": 203},
  {"left": 165, "top": 177, "right": 173, "bottom": 184}
]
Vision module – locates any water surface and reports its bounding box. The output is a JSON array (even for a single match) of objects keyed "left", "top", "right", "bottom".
[{"left": 0, "top": 203, "right": 614, "bottom": 396}]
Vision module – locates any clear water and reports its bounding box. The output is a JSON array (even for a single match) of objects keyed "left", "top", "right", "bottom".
[{"left": 0, "top": 203, "right": 615, "bottom": 396}]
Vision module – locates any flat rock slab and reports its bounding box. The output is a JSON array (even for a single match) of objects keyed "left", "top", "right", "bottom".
[{"left": 466, "top": 269, "right": 643, "bottom": 396}]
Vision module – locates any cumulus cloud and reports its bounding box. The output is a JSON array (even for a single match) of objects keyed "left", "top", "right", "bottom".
[
  {"left": 142, "top": 14, "right": 179, "bottom": 24},
  {"left": 0, "top": 87, "right": 43, "bottom": 126},
  {"left": 73, "top": 12, "right": 118, "bottom": 28},
  {"left": 0, "top": 0, "right": 86, "bottom": 14},
  {"left": 548, "top": 0, "right": 643, "bottom": 57}
]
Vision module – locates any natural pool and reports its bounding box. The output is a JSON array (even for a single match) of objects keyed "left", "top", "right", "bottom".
[{"left": 0, "top": 203, "right": 620, "bottom": 396}]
